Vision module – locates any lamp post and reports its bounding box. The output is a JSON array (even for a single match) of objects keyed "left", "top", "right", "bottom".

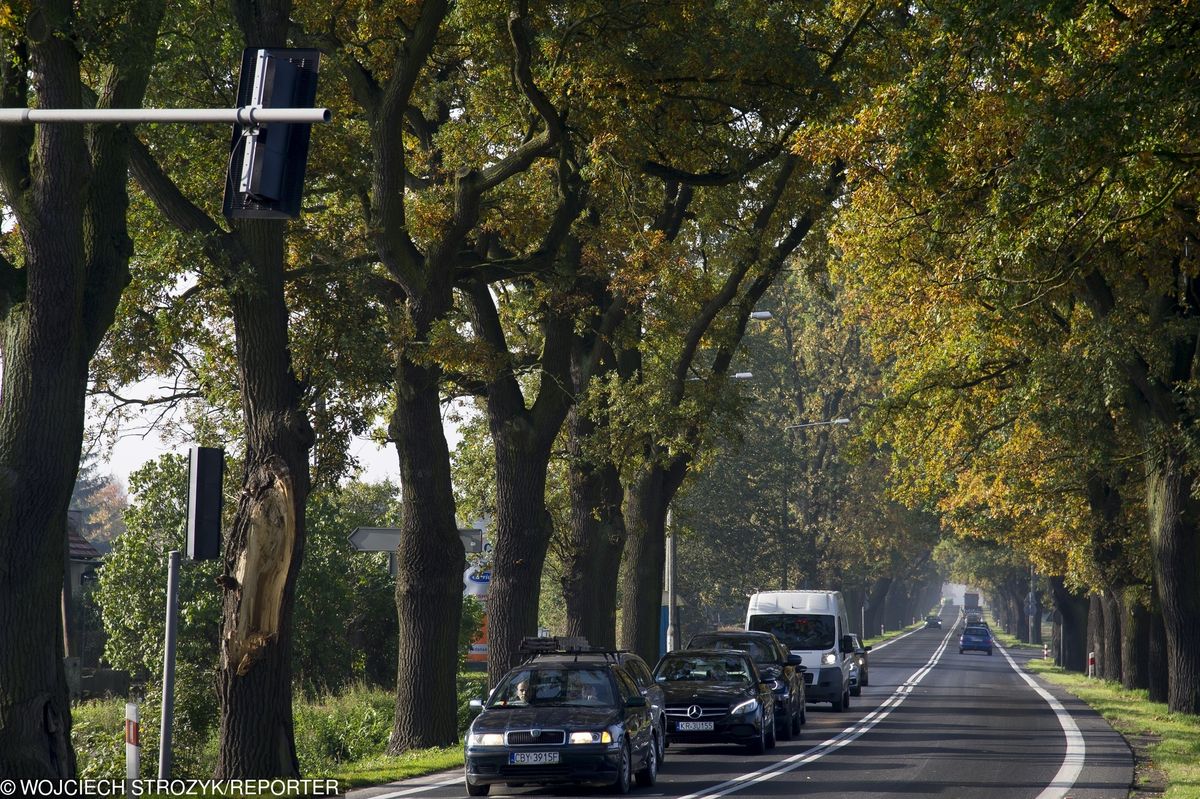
[{"left": 779, "top": 417, "right": 851, "bottom": 591}]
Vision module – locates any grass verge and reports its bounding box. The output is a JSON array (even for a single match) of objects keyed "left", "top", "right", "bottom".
[
  {"left": 862, "top": 619, "right": 926, "bottom": 648},
  {"left": 329, "top": 746, "right": 464, "bottom": 789}
]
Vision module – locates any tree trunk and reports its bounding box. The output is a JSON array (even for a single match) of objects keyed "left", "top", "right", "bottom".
[
  {"left": 486, "top": 426, "right": 557, "bottom": 686},
  {"left": 388, "top": 358, "right": 464, "bottom": 750},
  {"left": 1145, "top": 445, "right": 1200, "bottom": 713},
  {"left": 1148, "top": 596, "right": 1169, "bottom": 703},
  {"left": 1088, "top": 594, "right": 1103, "bottom": 676},
  {"left": 1118, "top": 585, "right": 1150, "bottom": 691},
  {"left": 0, "top": 0, "right": 162, "bottom": 775},
  {"left": 214, "top": 220, "right": 314, "bottom": 778},
  {"left": 619, "top": 468, "right": 668, "bottom": 664},
  {"left": 1048, "top": 577, "right": 1088, "bottom": 672},
  {"left": 561, "top": 406, "right": 625, "bottom": 648},
  {"left": 864, "top": 576, "right": 892, "bottom": 636},
  {"left": 1100, "top": 589, "right": 1122, "bottom": 682}
]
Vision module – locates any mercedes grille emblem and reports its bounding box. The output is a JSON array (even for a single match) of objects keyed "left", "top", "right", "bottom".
[{"left": 686, "top": 705, "right": 703, "bottom": 719}]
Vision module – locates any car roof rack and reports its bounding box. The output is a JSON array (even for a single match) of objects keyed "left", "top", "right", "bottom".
[{"left": 518, "top": 636, "right": 625, "bottom": 663}]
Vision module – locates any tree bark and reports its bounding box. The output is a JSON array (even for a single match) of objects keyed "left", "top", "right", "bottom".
[
  {"left": 561, "top": 406, "right": 625, "bottom": 648},
  {"left": 1118, "top": 585, "right": 1150, "bottom": 691},
  {"left": 0, "top": 0, "right": 162, "bottom": 777},
  {"left": 1100, "top": 588, "right": 1122, "bottom": 682},
  {"left": 619, "top": 468, "right": 670, "bottom": 663},
  {"left": 1145, "top": 444, "right": 1200, "bottom": 712},
  {"left": 1148, "top": 595, "right": 1169, "bottom": 703},
  {"left": 214, "top": 217, "right": 315, "bottom": 778},
  {"left": 388, "top": 355, "right": 464, "bottom": 750},
  {"left": 1048, "top": 577, "right": 1088, "bottom": 672},
  {"left": 864, "top": 576, "right": 892, "bottom": 636},
  {"left": 1088, "top": 594, "right": 1103, "bottom": 676}
]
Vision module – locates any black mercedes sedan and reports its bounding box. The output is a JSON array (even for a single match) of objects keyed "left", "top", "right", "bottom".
[
  {"left": 685, "top": 630, "right": 806, "bottom": 740},
  {"left": 653, "top": 649, "right": 776, "bottom": 753},
  {"left": 464, "top": 660, "right": 657, "bottom": 795}
]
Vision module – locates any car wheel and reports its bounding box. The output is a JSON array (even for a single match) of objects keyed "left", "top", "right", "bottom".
[
  {"left": 465, "top": 779, "right": 489, "bottom": 797},
  {"left": 988, "top": 649, "right": 994, "bottom": 656},
  {"left": 635, "top": 734, "right": 658, "bottom": 788},
  {"left": 797, "top": 704, "right": 806, "bottom": 729},
  {"left": 777, "top": 709, "right": 793, "bottom": 741},
  {"left": 655, "top": 717, "right": 666, "bottom": 761},
  {"left": 831, "top": 690, "right": 844, "bottom": 712},
  {"left": 766, "top": 716, "right": 777, "bottom": 750},
  {"left": 843, "top": 689, "right": 851, "bottom": 710},
  {"left": 611, "top": 741, "right": 632, "bottom": 794},
  {"left": 851, "top": 683, "right": 861, "bottom": 697},
  {"left": 748, "top": 719, "right": 767, "bottom": 754},
  {"left": 861, "top": 671, "right": 869, "bottom": 688},
  {"left": 959, "top": 648, "right": 964, "bottom": 654}
]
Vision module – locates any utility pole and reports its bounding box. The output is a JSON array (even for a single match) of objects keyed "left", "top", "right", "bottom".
[{"left": 665, "top": 508, "right": 679, "bottom": 652}]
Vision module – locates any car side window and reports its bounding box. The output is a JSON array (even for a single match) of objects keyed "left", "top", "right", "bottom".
[
  {"left": 631, "top": 659, "right": 653, "bottom": 688},
  {"left": 614, "top": 668, "right": 640, "bottom": 701}
]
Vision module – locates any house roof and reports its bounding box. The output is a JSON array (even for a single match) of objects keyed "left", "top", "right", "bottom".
[{"left": 67, "top": 517, "right": 102, "bottom": 561}]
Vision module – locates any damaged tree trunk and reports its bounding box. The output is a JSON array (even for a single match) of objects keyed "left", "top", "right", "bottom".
[{"left": 214, "top": 216, "right": 314, "bottom": 779}]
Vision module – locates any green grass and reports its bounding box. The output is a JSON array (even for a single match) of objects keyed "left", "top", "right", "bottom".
[
  {"left": 862, "top": 618, "right": 926, "bottom": 648},
  {"left": 1024, "top": 660, "right": 1200, "bottom": 799},
  {"left": 329, "top": 746, "right": 464, "bottom": 789}
]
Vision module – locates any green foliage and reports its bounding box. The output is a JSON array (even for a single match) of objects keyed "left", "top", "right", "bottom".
[
  {"left": 95, "top": 454, "right": 222, "bottom": 758},
  {"left": 459, "top": 596, "right": 485, "bottom": 667},
  {"left": 295, "top": 482, "right": 401, "bottom": 696}
]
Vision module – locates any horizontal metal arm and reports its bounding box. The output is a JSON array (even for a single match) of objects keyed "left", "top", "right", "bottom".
[{"left": 0, "top": 106, "right": 331, "bottom": 125}]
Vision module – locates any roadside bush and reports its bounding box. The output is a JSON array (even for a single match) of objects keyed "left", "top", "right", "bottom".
[{"left": 293, "top": 685, "right": 395, "bottom": 773}]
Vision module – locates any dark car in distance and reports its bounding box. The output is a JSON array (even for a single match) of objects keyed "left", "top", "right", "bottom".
[
  {"left": 685, "top": 630, "right": 806, "bottom": 739},
  {"left": 847, "top": 633, "right": 871, "bottom": 695},
  {"left": 925, "top": 616, "right": 942, "bottom": 629},
  {"left": 653, "top": 649, "right": 776, "bottom": 753},
  {"left": 465, "top": 658, "right": 658, "bottom": 795},
  {"left": 960, "top": 625, "right": 994, "bottom": 656}
]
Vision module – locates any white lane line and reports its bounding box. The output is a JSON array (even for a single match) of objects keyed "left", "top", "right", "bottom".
[
  {"left": 360, "top": 775, "right": 463, "bottom": 799},
  {"left": 867, "top": 622, "right": 925, "bottom": 652},
  {"left": 675, "top": 623, "right": 959, "bottom": 799},
  {"left": 996, "top": 643, "right": 1085, "bottom": 799}
]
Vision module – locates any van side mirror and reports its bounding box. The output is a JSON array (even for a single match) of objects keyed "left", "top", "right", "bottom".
[
  {"left": 840, "top": 635, "right": 855, "bottom": 654},
  {"left": 864, "top": 645, "right": 872, "bottom": 652}
]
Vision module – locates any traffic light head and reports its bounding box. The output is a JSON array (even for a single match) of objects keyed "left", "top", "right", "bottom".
[{"left": 223, "top": 48, "right": 321, "bottom": 220}]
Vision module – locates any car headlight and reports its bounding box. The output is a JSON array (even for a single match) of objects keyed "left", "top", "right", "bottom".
[
  {"left": 569, "top": 731, "right": 613, "bottom": 744},
  {"left": 730, "top": 699, "right": 758, "bottom": 715},
  {"left": 821, "top": 653, "right": 837, "bottom": 666},
  {"left": 467, "top": 732, "right": 505, "bottom": 747},
  {"left": 856, "top": 657, "right": 864, "bottom": 666}
]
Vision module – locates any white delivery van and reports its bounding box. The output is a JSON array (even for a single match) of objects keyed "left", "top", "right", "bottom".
[{"left": 745, "top": 590, "right": 854, "bottom": 711}]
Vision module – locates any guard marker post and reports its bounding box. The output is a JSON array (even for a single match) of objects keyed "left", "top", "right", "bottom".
[
  {"left": 1088, "top": 651, "right": 1096, "bottom": 678},
  {"left": 125, "top": 701, "right": 140, "bottom": 782}
]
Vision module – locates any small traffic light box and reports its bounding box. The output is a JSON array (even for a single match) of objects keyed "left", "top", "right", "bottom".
[
  {"left": 223, "top": 48, "right": 321, "bottom": 220},
  {"left": 186, "top": 447, "right": 224, "bottom": 561}
]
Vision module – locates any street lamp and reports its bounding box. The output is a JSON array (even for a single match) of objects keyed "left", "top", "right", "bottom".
[
  {"left": 779, "top": 417, "right": 852, "bottom": 589},
  {"left": 749, "top": 311, "right": 773, "bottom": 320}
]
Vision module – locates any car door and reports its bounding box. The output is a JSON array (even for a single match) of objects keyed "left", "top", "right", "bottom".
[
  {"left": 775, "top": 638, "right": 803, "bottom": 710},
  {"left": 614, "top": 667, "right": 652, "bottom": 757},
  {"left": 625, "top": 656, "right": 665, "bottom": 733}
]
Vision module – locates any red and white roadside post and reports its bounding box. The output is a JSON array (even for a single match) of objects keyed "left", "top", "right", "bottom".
[
  {"left": 125, "top": 701, "right": 140, "bottom": 782},
  {"left": 1088, "top": 651, "right": 1096, "bottom": 678}
]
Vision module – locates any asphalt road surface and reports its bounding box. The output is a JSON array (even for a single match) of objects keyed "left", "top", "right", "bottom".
[{"left": 346, "top": 606, "right": 1131, "bottom": 799}]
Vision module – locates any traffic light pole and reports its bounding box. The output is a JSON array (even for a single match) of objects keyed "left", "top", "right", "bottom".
[{"left": 0, "top": 107, "right": 330, "bottom": 125}]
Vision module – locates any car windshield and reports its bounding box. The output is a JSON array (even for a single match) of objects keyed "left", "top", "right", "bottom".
[
  {"left": 654, "top": 654, "right": 753, "bottom": 685},
  {"left": 748, "top": 613, "right": 835, "bottom": 650},
  {"left": 489, "top": 667, "right": 614, "bottom": 708},
  {"left": 963, "top": 627, "right": 990, "bottom": 637},
  {"left": 687, "top": 636, "right": 775, "bottom": 664}
]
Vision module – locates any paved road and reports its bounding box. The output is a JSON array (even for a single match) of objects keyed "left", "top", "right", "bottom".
[{"left": 346, "top": 606, "right": 1131, "bottom": 799}]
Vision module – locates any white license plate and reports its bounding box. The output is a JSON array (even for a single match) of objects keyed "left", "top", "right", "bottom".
[
  {"left": 508, "top": 751, "right": 560, "bottom": 765},
  {"left": 677, "top": 721, "right": 714, "bottom": 731}
]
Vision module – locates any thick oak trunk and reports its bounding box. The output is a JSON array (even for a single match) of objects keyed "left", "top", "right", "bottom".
[
  {"left": 486, "top": 426, "right": 556, "bottom": 686},
  {"left": 1145, "top": 446, "right": 1200, "bottom": 713},
  {"left": 1100, "top": 589, "right": 1122, "bottom": 682},
  {"left": 388, "top": 358, "right": 464, "bottom": 750},
  {"left": 0, "top": 244, "right": 85, "bottom": 777},
  {"left": 1118, "top": 586, "right": 1150, "bottom": 691},
  {"left": 215, "top": 221, "right": 314, "bottom": 778},
  {"left": 561, "top": 406, "right": 625, "bottom": 648},
  {"left": 863, "top": 577, "right": 892, "bottom": 636},
  {"left": 1048, "top": 577, "right": 1088, "bottom": 672},
  {"left": 1087, "top": 594, "right": 1103, "bottom": 676},
  {"left": 1148, "top": 596, "right": 1169, "bottom": 703},
  {"left": 619, "top": 469, "right": 668, "bottom": 664}
]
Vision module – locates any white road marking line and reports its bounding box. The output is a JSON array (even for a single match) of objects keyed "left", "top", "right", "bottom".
[
  {"left": 675, "top": 624, "right": 959, "bottom": 799},
  {"left": 361, "top": 775, "right": 464, "bottom": 799},
  {"left": 996, "top": 643, "right": 1085, "bottom": 799}
]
